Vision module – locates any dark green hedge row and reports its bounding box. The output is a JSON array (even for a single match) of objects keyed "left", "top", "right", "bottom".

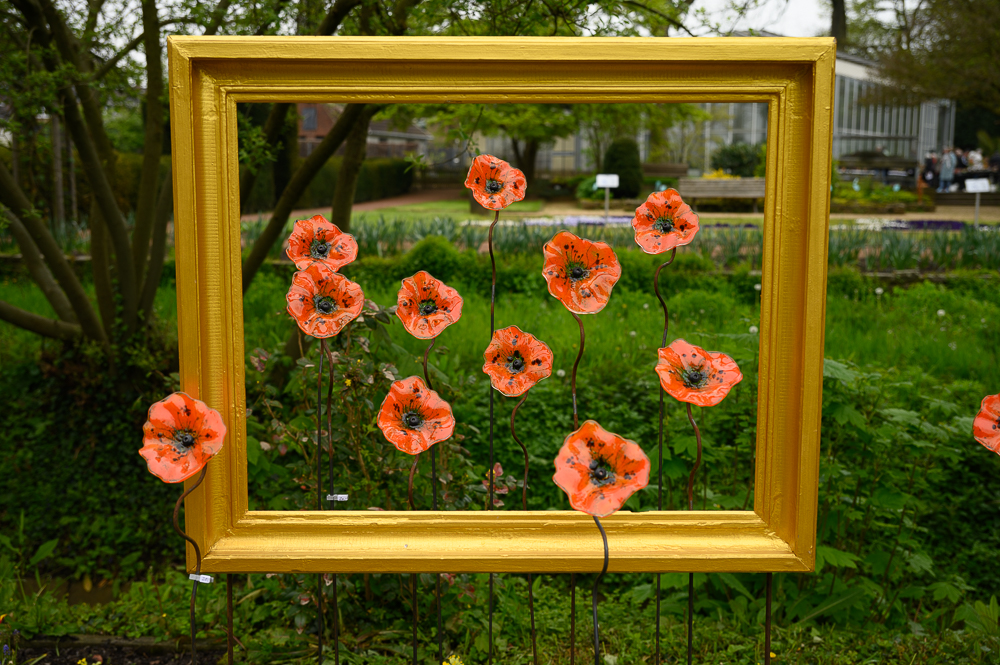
[{"left": 242, "top": 157, "right": 414, "bottom": 213}]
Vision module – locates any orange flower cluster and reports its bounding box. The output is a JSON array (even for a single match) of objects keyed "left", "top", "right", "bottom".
[{"left": 139, "top": 392, "right": 226, "bottom": 483}]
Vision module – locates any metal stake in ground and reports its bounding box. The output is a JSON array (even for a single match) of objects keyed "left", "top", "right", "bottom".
[
  {"left": 171, "top": 465, "right": 209, "bottom": 665},
  {"left": 685, "top": 402, "right": 703, "bottom": 665},
  {"left": 316, "top": 342, "right": 325, "bottom": 665},
  {"left": 591, "top": 516, "right": 609, "bottom": 665},
  {"left": 487, "top": 208, "right": 500, "bottom": 664},
  {"left": 423, "top": 336, "right": 444, "bottom": 662}
]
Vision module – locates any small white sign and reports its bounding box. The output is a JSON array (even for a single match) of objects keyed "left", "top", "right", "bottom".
[
  {"left": 327, "top": 494, "right": 349, "bottom": 502},
  {"left": 189, "top": 574, "right": 213, "bottom": 584},
  {"left": 966, "top": 178, "right": 991, "bottom": 193},
  {"left": 595, "top": 173, "right": 619, "bottom": 189}
]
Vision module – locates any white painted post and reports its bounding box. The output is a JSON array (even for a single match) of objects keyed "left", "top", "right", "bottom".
[
  {"left": 595, "top": 174, "right": 619, "bottom": 226},
  {"left": 966, "top": 179, "right": 990, "bottom": 226}
]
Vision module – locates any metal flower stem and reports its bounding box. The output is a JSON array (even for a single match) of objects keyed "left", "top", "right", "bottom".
[
  {"left": 487, "top": 208, "right": 500, "bottom": 664},
  {"left": 323, "top": 342, "right": 340, "bottom": 665},
  {"left": 171, "top": 464, "right": 208, "bottom": 664},
  {"left": 653, "top": 247, "right": 677, "bottom": 665},
  {"left": 685, "top": 401, "right": 703, "bottom": 665},
  {"left": 422, "top": 337, "right": 443, "bottom": 662},
  {"left": 591, "top": 516, "right": 609, "bottom": 665},
  {"left": 511, "top": 394, "right": 538, "bottom": 664},
  {"left": 316, "top": 341, "right": 325, "bottom": 665},
  {"left": 568, "top": 310, "right": 586, "bottom": 665},
  {"left": 407, "top": 453, "right": 419, "bottom": 665},
  {"left": 227, "top": 574, "right": 234, "bottom": 665},
  {"left": 765, "top": 572, "right": 773, "bottom": 665}
]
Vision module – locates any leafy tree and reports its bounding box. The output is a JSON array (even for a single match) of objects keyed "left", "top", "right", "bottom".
[
  {"left": 602, "top": 137, "right": 643, "bottom": 198},
  {"left": 711, "top": 141, "right": 763, "bottom": 177}
]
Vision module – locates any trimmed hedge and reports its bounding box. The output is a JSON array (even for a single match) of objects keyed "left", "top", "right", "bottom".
[{"left": 243, "top": 157, "right": 413, "bottom": 213}]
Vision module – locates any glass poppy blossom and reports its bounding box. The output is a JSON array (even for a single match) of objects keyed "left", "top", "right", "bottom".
[
  {"left": 285, "top": 214, "right": 358, "bottom": 270},
  {"left": 377, "top": 376, "right": 456, "bottom": 455},
  {"left": 552, "top": 420, "right": 650, "bottom": 517},
  {"left": 542, "top": 231, "right": 622, "bottom": 314},
  {"left": 464, "top": 154, "right": 527, "bottom": 210},
  {"left": 631, "top": 188, "right": 700, "bottom": 255},
  {"left": 286, "top": 263, "right": 365, "bottom": 338},
  {"left": 396, "top": 271, "right": 463, "bottom": 339},
  {"left": 139, "top": 392, "right": 226, "bottom": 483},
  {"left": 655, "top": 338, "right": 743, "bottom": 408},
  {"left": 482, "top": 325, "right": 554, "bottom": 397},
  {"left": 973, "top": 393, "right": 1000, "bottom": 454}
]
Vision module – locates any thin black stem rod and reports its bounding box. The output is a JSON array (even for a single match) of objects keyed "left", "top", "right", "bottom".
[
  {"left": 570, "top": 573, "right": 576, "bottom": 665},
  {"left": 592, "top": 517, "right": 609, "bottom": 665},
  {"left": 511, "top": 392, "right": 537, "bottom": 664},
  {"left": 408, "top": 453, "right": 420, "bottom": 511},
  {"left": 487, "top": 209, "right": 499, "bottom": 665},
  {"left": 687, "top": 572, "right": 694, "bottom": 665},
  {"left": 570, "top": 311, "right": 585, "bottom": 430},
  {"left": 171, "top": 465, "right": 208, "bottom": 665},
  {"left": 324, "top": 345, "right": 341, "bottom": 665},
  {"left": 765, "top": 573, "right": 773, "bottom": 665},
  {"left": 685, "top": 403, "right": 703, "bottom": 511},
  {"left": 653, "top": 248, "right": 675, "bottom": 665},
  {"left": 424, "top": 336, "right": 443, "bottom": 661},
  {"left": 316, "top": 342, "right": 325, "bottom": 665},
  {"left": 227, "top": 574, "right": 234, "bottom": 665},
  {"left": 411, "top": 573, "right": 418, "bottom": 665}
]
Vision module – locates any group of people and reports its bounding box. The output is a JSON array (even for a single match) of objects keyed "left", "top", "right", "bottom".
[{"left": 922, "top": 146, "right": 1000, "bottom": 192}]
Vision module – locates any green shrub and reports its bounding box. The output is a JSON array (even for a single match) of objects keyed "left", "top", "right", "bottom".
[
  {"left": 710, "top": 142, "right": 764, "bottom": 177},
  {"left": 602, "top": 138, "right": 643, "bottom": 198},
  {"left": 575, "top": 175, "right": 603, "bottom": 200}
]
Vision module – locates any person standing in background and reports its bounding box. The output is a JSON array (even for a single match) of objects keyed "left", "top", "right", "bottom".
[{"left": 938, "top": 147, "right": 957, "bottom": 193}]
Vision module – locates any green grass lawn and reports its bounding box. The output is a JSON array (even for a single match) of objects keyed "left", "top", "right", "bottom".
[{"left": 353, "top": 196, "right": 544, "bottom": 222}]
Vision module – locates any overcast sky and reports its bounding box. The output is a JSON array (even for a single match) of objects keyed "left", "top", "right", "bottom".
[{"left": 688, "top": 0, "right": 831, "bottom": 37}]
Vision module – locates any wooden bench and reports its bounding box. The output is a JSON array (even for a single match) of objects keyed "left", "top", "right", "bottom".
[
  {"left": 643, "top": 163, "right": 689, "bottom": 179},
  {"left": 677, "top": 177, "right": 766, "bottom": 212}
]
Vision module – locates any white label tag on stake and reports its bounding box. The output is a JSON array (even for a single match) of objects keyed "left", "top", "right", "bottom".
[
  {"left": 327, "top": 494, "right": 349, "bottom": 502},
  {"left": 189, "top": 574, "right": 213, "bottom": 584}
]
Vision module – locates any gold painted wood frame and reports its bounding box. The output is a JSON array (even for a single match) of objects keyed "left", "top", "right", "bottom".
[{"left": 168, "top": 36, "right": 834, "bottom": 574}]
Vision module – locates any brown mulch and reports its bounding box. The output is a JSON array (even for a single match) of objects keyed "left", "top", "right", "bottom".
[{"left": 19, "top": 639, "right": 225, "bottom": 665}]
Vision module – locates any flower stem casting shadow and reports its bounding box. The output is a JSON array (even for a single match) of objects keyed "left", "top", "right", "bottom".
[
  {"left": 653, "top": 247, "right": 676, "bottom": 665},
  {"left": 171, "top": 464, "right": 208, "bottom": 665},
  {"left": 592, "top": 516, "right": 609, "bottom": 665}
]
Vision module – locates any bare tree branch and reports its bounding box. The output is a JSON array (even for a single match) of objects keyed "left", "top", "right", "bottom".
[
  {"left": 0, "top": 161, "right": 106, "bottom": 342},
  {"left": 620, "top": 0, "right": 696, "bottom": 36},
  {"left": 1, "top": 207, "right": 77, "bottom": 323},
  {"left": 0, "top": 300, "right": 82, "bottom": 340},
  {"left": 138, "top": 166, "right": 173, "bottom": 319}
]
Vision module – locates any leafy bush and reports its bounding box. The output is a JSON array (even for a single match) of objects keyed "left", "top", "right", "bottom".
[
  {"left": 710, "top": 142, "right": 764, "bottom": 177},
  {"left": 602, "top": 138, "right": 643, "bottom": 198}
]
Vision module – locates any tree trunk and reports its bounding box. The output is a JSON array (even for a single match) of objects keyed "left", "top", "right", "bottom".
[
  {"left": 67, "top": 126, "right": 77, "bottom": 223},
  {"left": 51, "top": 114, "right": 65, "bottom": 241},
  {"left": 330, "top": 106, "right": 378, "bottom": 233},
  {"left": 272, "top": 110, "right": 298, "bottom": 210},
  {"left": 510, "top": 138, "right": 539, "bottom": 192},
  {"left": 832, "top": 0, "right": 847, "bottom": 47}
]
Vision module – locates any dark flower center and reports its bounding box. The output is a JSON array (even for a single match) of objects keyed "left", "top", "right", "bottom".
[
  {"left": 589, "top": 459, "right": 612, "bottom": 484},
  {"left": 653, "top": 216, "right": 674, "bottom": 233},
  {"left": 506, "top": 351, "right": 526, "bottom": 373},
  {"left": 418, "top": 299, "right": 438, "bottom": 316},
  {"left": 311, "top": 239, "right": 331, "bottom": 258},
  {"left": 175, "top": 431, "right": 196, "bottom": 448},
  {"left": 568, "top": 263, "right": 588, "bottom": 281},
  {"left": 403, "top": 412, "right": 423, "bottom": 429},
  {"left": 485, "top": 179, "right": 503, "bottom": 194},
  {"left": 315, "top": 296, "right": 336, "bottom": 315},
  {"left": 683, "top": 368, "right": 708, "bottom": 388}
]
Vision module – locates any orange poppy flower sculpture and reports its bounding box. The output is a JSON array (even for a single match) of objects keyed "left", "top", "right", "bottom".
[
  {"left": 973, "top": 393, "right": 1000, "bottom": 455},
  {"left": 655, "top": 338, "right": 744, "bottom": 409},
  {"left": 396, "top": 271, "right": 464, "bottom": 340},
  {"left": 139, "top": 392, "right": 227, "bottom": 661},
  {"left": 631, "top": 188, "right": 700, "bottom": 255},
  {"left": 286, "top": 263, "right": 365, "bottom": 338},
  {"left": 542, "top": 231, "right": 622, "bottom": 316},
  {"left": 140, "top": 392, "right": 227, "bottom": 484},
  {"left": 286, "top": 214, "right": 358, "bottom": 270},
  {"left": 464, "top": 154, "right": 526, "bottom": 211},
  {"left": 483, "top": 325, "right": 554, "bottom": 398},
  {"left": 553, "top": 420, "right": 651, "bottom": 518}
]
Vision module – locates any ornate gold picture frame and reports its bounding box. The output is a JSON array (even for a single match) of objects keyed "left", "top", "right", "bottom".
[{"left": 167, "top": 35, "right": 835, "bottom": 574}]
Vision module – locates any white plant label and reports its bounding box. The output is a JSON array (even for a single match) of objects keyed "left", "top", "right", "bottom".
[{"left": 189, "top": 574, "right": 213, "bottom": 584}]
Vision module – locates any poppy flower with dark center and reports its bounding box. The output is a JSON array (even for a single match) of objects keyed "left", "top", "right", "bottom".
[
  {"left": 973, "top": 393, "right": 1000, "bottom": 455},
  {"left": 631, "top": 189, "right": 700, "bottom": 255},
  {"left": 286, "top": 215, "right": 358, "bottom": 270},
  {"left": 464, "top": 154, "right": 527, "bottom": 210},
  {"left": 542, "top": 231, "right": 622, "bottom": 314},
  {"left": 552, "top": 420, "right": 650, "bottom": 517},
  {"left": 286, "top": 263, "right": 364, "bottom": 338},
  {"left": 396, "top": 271, "right": 463, "bottom": 339},
  {"left": 482, "top": 325, "right": 554, "bottom": 397},
  {"left": 139, "top": 392, "right": 227, "bottom": 483},
  {"left": 377, "top": 376, "right": 456, "bottom": 455},
  {"left": 655, "top": 338, "right": 743, "bottom": 407}
]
